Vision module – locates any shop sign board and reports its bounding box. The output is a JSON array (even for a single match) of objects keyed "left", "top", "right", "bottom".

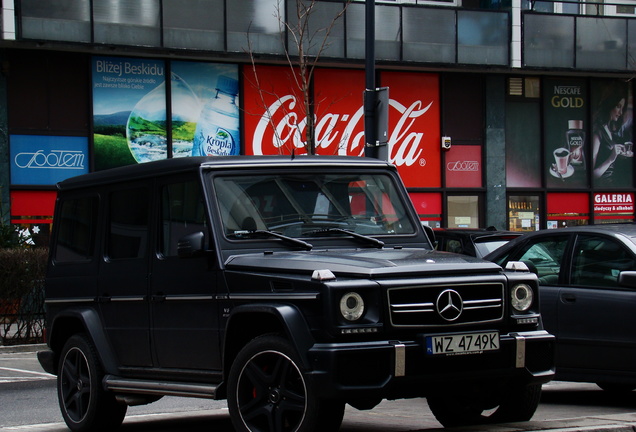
[
  {"left": 593, "top": 192, "right": 634, "bottom": 214},
  {"left": 444, "top": 145, "right": 482, "bottom": 187},
  {"left": 10, "top": 135, "right": 88, "bottom": 185}
]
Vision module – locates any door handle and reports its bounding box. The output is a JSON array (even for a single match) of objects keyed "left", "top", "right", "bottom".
[
  {"left": 151, "top": 293, "right": 166, "bottom": 302},
  {"left": 561, "top": 293, "right": 576, "bottom": 303}
]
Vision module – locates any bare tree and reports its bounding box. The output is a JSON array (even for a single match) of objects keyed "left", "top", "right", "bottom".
[{"left": 246, "top": 0, "right": 350, "bottom": 155}]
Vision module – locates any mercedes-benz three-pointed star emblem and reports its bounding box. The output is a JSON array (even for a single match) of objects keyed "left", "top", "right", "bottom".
[{"left": 436, "top": 289, "right": 463, "bottom": 321}]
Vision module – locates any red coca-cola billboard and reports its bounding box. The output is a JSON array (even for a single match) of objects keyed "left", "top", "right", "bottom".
[
  {"left": 381, "top": 71, "right": 440, "bottom": 188},
  {"left": 242, "top": 66, "right": 441, "bottom": 187}
]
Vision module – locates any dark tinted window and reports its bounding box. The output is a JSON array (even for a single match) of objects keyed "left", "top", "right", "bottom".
[
  {"left": 54, "top": 196, "right": 98, "bottom": 262},
  {"left": 108, "top": 188, "right": 149, "bottom": 260},
  {"left": 511, "top": 235, "right": 569, "bottom": 285},
  {"left": 160, "top": 180, "right": 207, "bottom": 256},
  {"left": 571, "top": 235, "right": 636, "bottom": 288}
]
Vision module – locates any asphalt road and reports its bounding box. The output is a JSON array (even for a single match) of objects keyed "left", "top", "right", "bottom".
[{"left": 3, "top": 345, "right": 636, "bottom": 432}]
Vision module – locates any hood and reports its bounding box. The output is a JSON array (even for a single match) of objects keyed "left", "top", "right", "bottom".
[{"left": 225, "top": 248, "right": 502, "bottom": 278}]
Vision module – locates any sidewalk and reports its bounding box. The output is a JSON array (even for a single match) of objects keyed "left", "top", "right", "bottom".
[
  {"left": 3, "top": 344, "right": 636, "bottom": 432},
  {"left": 0, "top": 342, "right": 46, "bottom": 354},
  {"left": 449, "top": 415, "right": 636, "bottom": 432}
]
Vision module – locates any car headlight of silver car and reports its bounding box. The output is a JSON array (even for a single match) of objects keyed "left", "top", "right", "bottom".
[
  {"left": 339, "top": 292, "right": 365, "bottom": 321},
  {"left": 511, "top": 283, "right": 534, "bottom": 312}
]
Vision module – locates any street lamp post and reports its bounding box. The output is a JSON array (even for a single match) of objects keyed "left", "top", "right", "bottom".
[{"left": 364, "top": 0, "right": 389, "bottom": 160}]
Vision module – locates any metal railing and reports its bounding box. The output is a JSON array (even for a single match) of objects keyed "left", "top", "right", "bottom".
[{"left": 0, "top": 282, "right": 45, "bottom": 346}]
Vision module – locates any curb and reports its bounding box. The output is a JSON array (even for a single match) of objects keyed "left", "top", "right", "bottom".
[{"left": 0, "top": 343, "right": 46, "bottom": 354}]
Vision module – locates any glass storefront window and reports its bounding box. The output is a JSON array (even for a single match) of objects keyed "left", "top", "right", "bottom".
[
  {"left": 447, "top": 195, "right": 480, "bottom": 228},
  {"left": 410, "top": 192, "right": 442, "bottom": 228},
  {"left": 547, "top": 193, "right": 589, "bottom": 229},
  {"left": 508, "top": 195, "right": 540, "bottom": 232}
]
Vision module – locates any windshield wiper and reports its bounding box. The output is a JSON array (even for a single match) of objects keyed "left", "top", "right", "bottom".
[
  {"left": 232, "top": 230, "right": 313, "bottom": 251},
  {"left": 304, "top": 228, "right": 385, "bottom": 249}
]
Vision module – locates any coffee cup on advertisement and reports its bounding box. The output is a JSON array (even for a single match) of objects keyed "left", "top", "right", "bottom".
[
  {"left": 625, "top": 142, "right": 633, "bottom": 155},
  {"left": 553, "top": 147, "right": 569, "bottom": 174}
]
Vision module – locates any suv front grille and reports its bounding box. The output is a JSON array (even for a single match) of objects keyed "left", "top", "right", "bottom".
[{"left": 388, "top": 283, "right": 504, "bottom": 327}]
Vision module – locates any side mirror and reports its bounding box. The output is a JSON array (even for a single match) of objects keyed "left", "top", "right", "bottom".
[
  {"left": 618, "top": 271, "right": 636, "bottom": 288},
  {"left": 421, "top": 224, "right": 437, "bottom": 248},
  {"left": 177, "top": 231, "right": 205, "bottom": 258}
]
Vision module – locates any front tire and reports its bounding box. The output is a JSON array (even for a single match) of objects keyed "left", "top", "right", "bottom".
[
  {"left": 227, "top": 335, "right": 345, "bottom": 432},
  {"left": 57, "top": 334, "right": 127, "bottom": 432},
  {"left": 427, "top": 383, "right": 541, "bottom": 427}
]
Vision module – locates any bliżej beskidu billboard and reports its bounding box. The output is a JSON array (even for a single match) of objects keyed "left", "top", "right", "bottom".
[
  {"left": 92, "top": 57, "right": 239, "bottom": 171},
  {"left": 92, "top": 57, "right": 167, "bottom": 171}
]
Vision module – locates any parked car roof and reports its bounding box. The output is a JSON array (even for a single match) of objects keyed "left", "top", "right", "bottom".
[{"left": 56, "top": 155, "right": 395, "bottom": 190}]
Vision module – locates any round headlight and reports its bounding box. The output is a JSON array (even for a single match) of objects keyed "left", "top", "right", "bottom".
[
  {"left": 340, "top": 292, "right": 365, "bottom": 321},
  {"left": 511, "top": 284, "right": 534, "bottom": 312}
]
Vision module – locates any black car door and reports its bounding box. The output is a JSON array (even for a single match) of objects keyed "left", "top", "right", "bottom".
[
  {"left": 98, "top": 183, "right": 153, "bottom": 367},
  {"left": 503, "top": 234, "right": 570, "bottom": 335},
  {"left": 558, "top": 234, "right": 636, "bottom": 374},
  {"left": 150, "top": 176, "right": 222, "bottom": 371}
]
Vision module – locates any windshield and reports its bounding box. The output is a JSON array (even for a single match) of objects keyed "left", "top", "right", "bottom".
[{"left": 212, "top": 172, "right": 416, "bottom": 240}]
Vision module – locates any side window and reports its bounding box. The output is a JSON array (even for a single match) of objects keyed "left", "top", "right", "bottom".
[
  {"left": 54, "top": 196, "right": 98, "bottom": 262},
  {"left": 513, "top": 236, "right": 569, "bottom": 285},
  {"left": 107, "top": 188, "right": 149, "bottom": 260},
  {"left": 571, "top": 235, "right": 636, "bottom": 288},
  {"left": 160, "top": 180, "right": 207, "bottom": 256}
]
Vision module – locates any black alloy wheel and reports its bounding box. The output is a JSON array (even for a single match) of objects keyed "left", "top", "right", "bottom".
[
  {"left": 57, "top": 334, "right": 127, "bottom": 432},
  {"left": 227, "top": 335, "right": 344, "bottom": 432}
]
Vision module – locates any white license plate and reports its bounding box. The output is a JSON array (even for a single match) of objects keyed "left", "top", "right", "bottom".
[{"left": 426, "top": 331, "right": 499, "bottom": 355}]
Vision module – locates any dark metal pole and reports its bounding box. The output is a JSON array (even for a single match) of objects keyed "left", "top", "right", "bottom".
[{"left": 364, "top": 0, "right": 377, "bottom": 158}]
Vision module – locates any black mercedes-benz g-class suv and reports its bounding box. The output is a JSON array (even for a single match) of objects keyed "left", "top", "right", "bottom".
[{"left": 38, "top": 156, "right": 554, "bottom": 432}]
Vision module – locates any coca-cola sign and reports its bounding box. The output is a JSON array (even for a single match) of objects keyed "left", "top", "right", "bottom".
[{"left": 243, "top": 66, "right": 441, "bottom": 187}]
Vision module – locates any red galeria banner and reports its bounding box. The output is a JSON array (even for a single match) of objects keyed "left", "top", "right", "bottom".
[{"left": 242, "top": 66, "right": 441, "bottom": 188}]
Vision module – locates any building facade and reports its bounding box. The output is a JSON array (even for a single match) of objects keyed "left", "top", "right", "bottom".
[{"left": 1, "top": 0, "right": 635, "bottom": 246}]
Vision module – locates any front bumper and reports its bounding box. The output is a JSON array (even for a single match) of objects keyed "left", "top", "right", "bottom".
[
  {"left": 37, "top": 349, "right": 57, "bottom": 375},
  {"left": 307, "top": 330, "right": 555, "bottom": 400}
]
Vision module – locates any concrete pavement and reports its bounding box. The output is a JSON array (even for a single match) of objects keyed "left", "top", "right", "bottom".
[{"left": 3, "top": 343, "right": 636, "bottom": 432}]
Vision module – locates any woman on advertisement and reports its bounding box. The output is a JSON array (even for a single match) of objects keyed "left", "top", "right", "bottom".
[{"left": 592, "top": 80, "right": 633, "bottom": 187}]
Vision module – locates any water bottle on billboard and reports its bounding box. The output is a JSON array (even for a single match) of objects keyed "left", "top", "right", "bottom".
[{"left": 192, "top": 76, "right": 240, "bottom": 156}]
